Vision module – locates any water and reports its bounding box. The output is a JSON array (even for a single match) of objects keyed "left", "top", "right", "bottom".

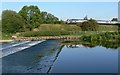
[
  {"left": 2, "top": 40, "right": 61, "bottom": 73},
  {"left": 50, "top": 45, "right": 118, "bottom": 73},
  {"left": 1, "top": 40, "right": 119, "bottom": 73},
  {"left": 1, "top": 40, "right": 45, "bottom": 58}
]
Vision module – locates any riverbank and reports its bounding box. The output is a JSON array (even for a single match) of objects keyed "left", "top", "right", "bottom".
[{"left": 0, "top": 40, "right": 14, "bottom": 43}]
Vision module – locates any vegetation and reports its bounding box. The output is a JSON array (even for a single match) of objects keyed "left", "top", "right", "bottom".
[
  {"left": 21, "top": 30, "right": 70, "bottom": 37},
  {"left": 62, "top": 32, "right": 120, "bottom": 49},
  {"left": 77, "top": 19, "right": 98, "bottom": 31},
  {"left": 2, "top": 5, "right": 61, "bottom": 34},
  {"left": 18, "top": 5, "right": 42, "bottom": 30},
  {"left": 63, "top": 40, "right": 120, "bottom": 49},
  {"left": 2, "top": 10, "right": 25, "bottom": 33},
  {"left": 111, "top": 18, "right": 118, "bottom": 21},
  {"left": 41, "top": 11, "right": 59, "bottom": 24},
  {"left": 98, "top": 25, "right": 118, "bottom": 32},
  {"left": 1, "top": 5, "right": 119, "bottom": 40},
  {"left": 2, "top": 33, "right": 12, "bottom": 40},
  {"left": 80, "top": 32, "right": 120, "bottom": 49},
  {"left": 81, "top": 32, "right": 119, "bottom": 41},
  {"left": 20, "top": 24, "right": 81, "bottom": 37},
  {"left": 83, "top": 15, "right": 88, "bottom": 20}
]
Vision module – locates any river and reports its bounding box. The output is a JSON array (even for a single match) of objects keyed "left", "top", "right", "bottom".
[{"left": 1, "top": 40, "right": 120, "bottom": 74}]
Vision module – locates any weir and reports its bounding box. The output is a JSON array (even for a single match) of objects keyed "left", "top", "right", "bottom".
[
  {"left": 2, "top": 40, "right": 62, "bottom": 73},
  {"left": 1, "top": 40, "right": 45, "bottom": 58},
  {"left": 16, "top": 36, "right": 81, "bottom": 41}
]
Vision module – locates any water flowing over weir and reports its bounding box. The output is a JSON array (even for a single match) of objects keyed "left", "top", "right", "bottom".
[
  {"left": 2, "top": 40, "right": 62, "bottom": 73},
  {"left": 1, "top": 40, "right": 45, "bottom": 58}
]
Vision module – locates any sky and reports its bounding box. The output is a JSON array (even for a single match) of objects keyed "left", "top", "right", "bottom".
[
  {"left": 1, "top": 2, "right": 118, "bottom": 21},
  {"left": 1, "top": 0, "right": 120, "bottom": 2}
]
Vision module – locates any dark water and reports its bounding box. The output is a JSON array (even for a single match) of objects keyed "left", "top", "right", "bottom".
[{"left": 1, "top": 40, "right": 120, "bottom": 73}]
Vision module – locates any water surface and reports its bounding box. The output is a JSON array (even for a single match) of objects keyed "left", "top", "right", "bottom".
[
  {"left": 50, "top": 45, "right": 118, "bottom": 73},
  {"left": 1, "top": 40, "right": 119, "bottom": 73}
]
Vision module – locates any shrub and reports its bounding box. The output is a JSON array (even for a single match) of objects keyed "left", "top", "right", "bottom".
[{"left": 78, "top": 19, "right": 98, "bottom": 31}]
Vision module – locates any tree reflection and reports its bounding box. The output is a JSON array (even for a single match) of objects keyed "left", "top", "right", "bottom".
[{"left": 62, "top": 40, "right": 120, "bottom": 49}]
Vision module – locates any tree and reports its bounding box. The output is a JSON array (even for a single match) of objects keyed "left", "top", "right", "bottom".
[
  {"left": 41, "top": 11, "right": 48, "bottom": 23},
  {"left": 111, "top": 18, "right": 118, "bottom": 21},
  {"left": 79, "top": 19, "right": 98, "bottom": 31},
  {"left": 46, "top": 13, "right": 59, "bottom": 24},
  {"left": 41, "top": 11, "right": 59, "bottom": 24},
  {"left": 19, "top": 5, "right": 42, "bottom": 30},
  {"left": 84, "top": 15, "right": 88, "bottom": 20},
  {"left": 2, "top": 10, "right": 25, "bottom": 33}
]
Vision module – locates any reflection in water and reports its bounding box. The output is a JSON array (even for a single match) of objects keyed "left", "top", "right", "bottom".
[
  {"left": 2, "top": 40, "right": 120, "bottom": 73},
  {"left": 62, "top": 40, "right": 120, "bottom": 49},
  {"left": 50, "top": 44, "right": 119, "bottom": 73},
  {"left": 49, "top": 40, "right": 119, "bottom": 73},
  {"left": 66, "top": 44, "right": 84, "bottom": 48}
]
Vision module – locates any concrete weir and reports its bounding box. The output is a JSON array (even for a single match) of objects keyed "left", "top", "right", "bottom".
[
  {"left": 17, "top": 36, "right": 81, "bottom": 41},
  {"left": 1, "top": 40, "right": 45, "bottom": 58}
]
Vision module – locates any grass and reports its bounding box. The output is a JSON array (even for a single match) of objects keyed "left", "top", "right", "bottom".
[
  {"left": 21, "top": 24, "right": 119, "bottom": 37},
  {"left": 2, "top": 24, "right": 119, "bottom": 39},
  {"left": 1, "top": 33, "right": 12, "bottom": 40},
  {"left": 36, "top": 24, "right": 81, "bottom": 32},
  {"left": 98, "top": 25, "right": 118, "bottom": 32}
]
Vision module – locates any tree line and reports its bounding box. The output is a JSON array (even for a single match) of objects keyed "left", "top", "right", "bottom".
[{"left": 2, "top": 5, "right": 64, "bottom": 33}]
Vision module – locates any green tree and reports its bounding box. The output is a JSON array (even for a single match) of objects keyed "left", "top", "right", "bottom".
[
  {"left": 46, "top": 13, "right": 59, "bottom": 24},
  {"left": 19, "top": 5, "right": 42, "bottom": 30},
  {"left": 41, "top": 11, "right": 59, "bottom": 24},
  {"left": 111, "top": 18, "right": 118, "bottom": 21},
  {"left": 79, "top": 19, "right": 98, "bottom": 31},
  {"left": 41, "top": 11, "right": 48, "bottom": 23},
  {"left": 2, "top": 10, "right": 25, "bottom": 33},
  {"left": 84, "top": 15, "right": 88, "bottom": 20}
]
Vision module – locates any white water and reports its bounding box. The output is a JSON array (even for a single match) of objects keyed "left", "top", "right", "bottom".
[
  {"left": 1, "top": 40, "right": 45, "bottom": 58},
  {"left": 0, "top": 41, "right": 30, "bottom": 50}
]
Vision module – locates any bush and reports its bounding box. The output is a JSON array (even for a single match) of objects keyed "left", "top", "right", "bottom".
[{"left": 78, "top": 19, "right": 98, "bottom": 31}]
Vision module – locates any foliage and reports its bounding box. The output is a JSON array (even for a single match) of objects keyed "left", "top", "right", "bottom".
[
  {"left": 18, "top": 5, "right": 42, "bottom": 30},
  {"left": 1, "top": 33, "right": 12, "bottom": 40},
  {"left": 62, "top": 34, "right": 120, "bottom": 49},
  {"left": 81, "top": 32, "right": 120, "bottom": 41},
  {"left": 41, "top": 11, "right": 59, "bottom": 24},
  {"left": 64, "top": 32, "right": 120, "bottom": 49},
  {"left": 83, "top": 15, "right": 88, "bottom": 20},
  {"left": 111, "top": 18, "right": 118, "bottom": 21},
  {"left": 2, "top": 10, "right": 25, "bottom": 33},
  {"left": 18, "top": 5, "right": 60, "bottom": 31},
  {"left": 79, "top": 19, "right": 99, "bottom": 31}
]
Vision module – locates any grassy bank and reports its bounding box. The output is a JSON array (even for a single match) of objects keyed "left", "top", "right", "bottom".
[
  {"left": 98, "top": 25, "right": 118, "bottom": 32},
  {"left": 62, "top": 32, "right": 120, "bottom": 49},
  {"left": 20, "top": 24, "right": 119, "bottom": 37},
  {"left": 1, "top": 33, "right": 12, "bottom": 40},
  {"left": 1, "top": 24, "right": 119, "bottom": 39}
]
